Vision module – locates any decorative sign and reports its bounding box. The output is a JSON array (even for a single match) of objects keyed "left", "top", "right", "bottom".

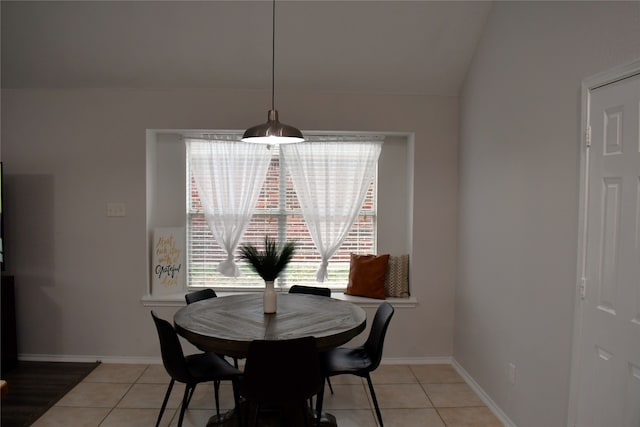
[{"left": 152, "top": 227, "right": 185, "bottom": 294}]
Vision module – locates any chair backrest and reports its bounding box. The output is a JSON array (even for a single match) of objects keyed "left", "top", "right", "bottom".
[
  {"left": 242, "top": 336, "right": 322, "bottom": 405},
  {"left": 151, "top": 311, "right": 192, "bottom": 383},
  {"left": 363, "top": 302, "right": 395, "bottom": 372},
  {"left": 288, "top": 285, "right": 331, "bottom": 297},
  {"left": 185, "top": 288, "right": 217, "bottom": 305}
]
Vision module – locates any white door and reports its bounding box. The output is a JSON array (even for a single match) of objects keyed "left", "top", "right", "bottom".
[{"left": 574, "top": 71, "right": 640, "bottom": 426}]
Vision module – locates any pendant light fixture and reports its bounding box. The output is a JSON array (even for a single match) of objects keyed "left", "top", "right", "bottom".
[{"left": 242, "top": 0, "right": 304, "bottom": 144}]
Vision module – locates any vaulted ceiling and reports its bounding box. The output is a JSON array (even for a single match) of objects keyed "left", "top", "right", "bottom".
[{"left": 1, "top": 1, "right": 492, "bottom": 96}]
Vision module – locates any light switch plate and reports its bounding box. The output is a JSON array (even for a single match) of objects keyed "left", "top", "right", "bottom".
[{"left": 106, "top": 202, "right": 126, "bottom": 217}]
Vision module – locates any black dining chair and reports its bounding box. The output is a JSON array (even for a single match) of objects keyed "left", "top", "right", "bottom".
[
  {"left": 184, "top": 289, "right": 240, "bottom": 369},
  {"left": 320, "top": 301, "right": 394, "bottom": 427},
  {"left": 287, "top": 284, "right": 334, "bottom": 396},
  {"left": 240, "top": 336, "right": 324, "bottom": 427},
  {"left": 151, "top": 311, "right": 242, "bottom": 427},
  {"left": 288, "top": 285, "right": 331, "bottom": 297},
  {"left": 184, "top": 288, "right": 217, "bottom": 304}
]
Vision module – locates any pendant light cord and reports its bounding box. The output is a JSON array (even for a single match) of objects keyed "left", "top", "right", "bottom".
[
  {"left": 271, "top": 0, "right": 276, "bottom": 111},
  {"left": 242, "top": 0, "right": 303, "bottom": 142}
]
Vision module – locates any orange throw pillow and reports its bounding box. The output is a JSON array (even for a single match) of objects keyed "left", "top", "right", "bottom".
[{"left": 344, "top": 254, "right": 390, "bottom": 299}]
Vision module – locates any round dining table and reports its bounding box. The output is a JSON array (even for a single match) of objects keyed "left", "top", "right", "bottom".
[
  {"left": 173, "top": 292, "right": 367, "bottom": 427},
  {"left": 174, "top": 292, "right": 367, "bottom": 358}
]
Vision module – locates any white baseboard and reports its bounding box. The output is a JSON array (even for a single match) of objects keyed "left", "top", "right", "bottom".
[
  {"left": 18, "top": 353, "right": 162, "bottom": 365},
  {"left": 451, "top": 358, "right": 517, "bottom": 427},
  {"left": 381, "top": 356, "right": 453, "bottom": 365},
  {"left": 19, "top": 354, "right": 449, "bottom": 366}
]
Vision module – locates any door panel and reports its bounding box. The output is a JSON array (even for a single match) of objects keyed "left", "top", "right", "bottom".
[{"left": 576, "top": 73, "right": 640, "bottom": 427}]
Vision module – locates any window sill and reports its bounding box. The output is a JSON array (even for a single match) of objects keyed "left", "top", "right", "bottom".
[{"left": 141, "top": 291, "right": 418, "bottom": 308}]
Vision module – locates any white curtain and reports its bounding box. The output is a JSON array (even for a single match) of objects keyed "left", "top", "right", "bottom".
[
  {"left": 186, "top": 137, "right": 272, "bottom": 277},
  {"left": 281, "top": 137, "right": 383, "bottom": 282}
]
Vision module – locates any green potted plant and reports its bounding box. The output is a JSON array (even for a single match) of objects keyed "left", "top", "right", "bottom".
[{"left": 240, "top": 236, "right": 295, "bottom": 313}]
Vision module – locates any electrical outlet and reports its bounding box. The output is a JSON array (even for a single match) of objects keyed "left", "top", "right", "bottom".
[
  {"left": 106, "top": 202, "right": 126, "bottom": 217},
  {"left": 508, "top": 363, "right": 516, "bottom": 384}
]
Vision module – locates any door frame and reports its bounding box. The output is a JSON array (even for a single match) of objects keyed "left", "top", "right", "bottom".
[{"left": 568, "top": 58, "right": 640, "bottom": 427}]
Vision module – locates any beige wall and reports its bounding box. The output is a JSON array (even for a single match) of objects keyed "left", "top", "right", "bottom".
[
  {"left": 457, "top": 2, "right": 640, "bottom": 426},
  {"left": 1, "top": 88, "right": 458, "bottom": 360}
]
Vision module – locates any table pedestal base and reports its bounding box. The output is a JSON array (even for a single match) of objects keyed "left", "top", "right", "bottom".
[{"left": 206, "top": 401, "right": 337, "bottom": 427}]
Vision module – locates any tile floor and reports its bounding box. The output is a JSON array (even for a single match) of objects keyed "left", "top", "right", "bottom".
[{"left": 32, "top": 363, "right": 503, "bottom": 427}]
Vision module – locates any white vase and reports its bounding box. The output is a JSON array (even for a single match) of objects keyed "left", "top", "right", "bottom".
[{"left": 263, "top": 280, "right": 277, "bottom": 313}]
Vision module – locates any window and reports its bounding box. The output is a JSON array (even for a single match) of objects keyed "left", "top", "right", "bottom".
[{"left": 187, "top": 137, "right": 378, "bottom": 289}]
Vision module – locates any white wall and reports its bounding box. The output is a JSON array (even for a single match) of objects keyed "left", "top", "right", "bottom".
[
  {"left": 1, "top": 88, "right": 458, "bottom": 360},
  {"left": 456, "top": 2, "right": 640, "bottom": 426}
]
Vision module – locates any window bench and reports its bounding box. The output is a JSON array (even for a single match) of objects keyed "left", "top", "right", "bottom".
[{"left": 141, "top": 291, "right": 418, "bottom": 309}]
